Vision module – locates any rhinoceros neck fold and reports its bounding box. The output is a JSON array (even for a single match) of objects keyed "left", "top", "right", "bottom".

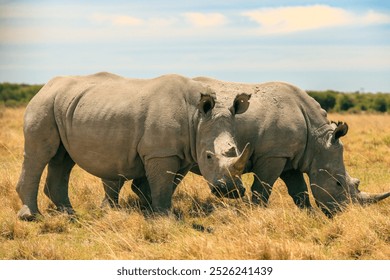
[
  {"left": 189, "top": 110, "right": 200, "bottom": 164},
  {"left": 298, "top": 109, "right": 333, "bottom": 174}
]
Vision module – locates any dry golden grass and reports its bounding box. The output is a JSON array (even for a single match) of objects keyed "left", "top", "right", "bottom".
[{"left": 0, "top": 107, "right": 389, "bottom": 260}]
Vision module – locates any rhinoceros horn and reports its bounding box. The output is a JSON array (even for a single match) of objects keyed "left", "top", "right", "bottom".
[
  {"left": 232, "top": 143, "right": 251, "bottom": 173},
  {"left": 356, "top": 191, "right": 390, "bottom": 205}
]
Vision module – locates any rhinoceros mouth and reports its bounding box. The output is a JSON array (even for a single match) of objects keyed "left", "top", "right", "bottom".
[{"left": 211, "top": 186, "right": 245, "bottom": 199}]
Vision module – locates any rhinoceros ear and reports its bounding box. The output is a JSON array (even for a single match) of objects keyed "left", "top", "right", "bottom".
[
  {"left": 332, "top": 122, "right": 348, "bottom": 143},
  {"left": 231, "top": 93, "right": 251, "bottom": 115},
  {"left": 198, "top": 93, "right": 216, "bottom": 115}
]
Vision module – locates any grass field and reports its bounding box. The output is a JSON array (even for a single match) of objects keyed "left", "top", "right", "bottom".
[{"left": 0, "top": 107, "right": 389, "bottom": 260}]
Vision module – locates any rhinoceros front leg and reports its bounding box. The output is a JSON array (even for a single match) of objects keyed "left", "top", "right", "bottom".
[
  {"left": 102, "top": 165, "right": 190, "bottom": 212},
  {"left": 101, "top": 177, "right": 153, "bottom": 209},
  {"left": 280, "top": 169, "right": 312, "bottom": 209},
  {"left": 144, "top": 156, "right": 180, "bottom": 213},
  {"left": 131, "top": 177, "right": 152, "bottom": 209},
  {"left": 251, "top": 157, "right": 287, "bottom": 206},
  {"left": 130, "top": 165, "right": 190, "bottom": 211},
  {"left": 101, "top": 178, "right": 125, "bottom": 208}
]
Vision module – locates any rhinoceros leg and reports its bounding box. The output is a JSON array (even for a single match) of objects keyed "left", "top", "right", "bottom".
[
  {"left": 101, "top": 166, "right": 190, "bottom": 211},
  {"left": 16, "top": 116, "right": 60, "bottom": 220},
  {"left": 101, "top": 177, "right": 151, "bottom": 209},
  {"left": 130, "top": 165, "right": 190, "bottom": 210},
  {"left": 280, "top": 169, "right": 312, "bottom": 209},
  {"left": 16, "top": 159, "right": 50, "bottom": 220},
  {"left": 101, "top": 178, "right": 125, "bottom": 208},
  {"left": 251, "top": 157, "right": 287, "bottom": 206},
  {"left": 172, "top": 166, "right": 192, "bottom": 192},
  {"left": 144, "top": 156, "right": 180, "bottom": 213},
  {"left": 101, "top": 177, "right": 153, "bottom": 209},
  {"left": 131, "top": 177, "right": 152, "bottom": 209},
  {"left": 44, "top": 143, "right": 75, "bottom": 214}
]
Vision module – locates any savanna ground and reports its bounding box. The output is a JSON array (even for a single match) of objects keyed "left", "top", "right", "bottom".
[{"left": 0, "top": 107, "right": 389, "bottom": 260}]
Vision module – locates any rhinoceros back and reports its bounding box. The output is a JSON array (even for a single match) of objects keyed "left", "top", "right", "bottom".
[{"left": 25, "top": 73, "right": 200, "bottom": 180}]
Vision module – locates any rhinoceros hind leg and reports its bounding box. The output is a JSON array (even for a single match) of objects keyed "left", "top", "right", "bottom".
[
  {"left": 251, "top": 157, "right": 287, "bottom": 206},
  {"left": 17, "top": 204, "right": 40, "bottom": 221},
  {"left": 145, "top": 156, "right": 180, "bottom": 213},
  {"left": 17, "top": 158, "right": 49, "bottom": 220},
  {"left": 16, "top": 114, "right": 60, "bottom": 220},
  {"left": 44, "top": 143, "right": 75, "bottom": 214},
  {"left": 101, "top": 178, "right": 125, "bottom": 208},
  {"left": 280, "top": 169, "right": 312, "bottom": 209}
]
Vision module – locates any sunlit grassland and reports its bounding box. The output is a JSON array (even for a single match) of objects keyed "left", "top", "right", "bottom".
[{"left": 0, "top": 107, "right": 389, "bottom": 259}]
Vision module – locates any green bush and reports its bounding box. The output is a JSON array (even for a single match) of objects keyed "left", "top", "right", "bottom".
[
  {"left": 307, "top": 90, "right": 337, "bottom": 111},
  {"left": 0, "top": 83, "right": 43, "bottom": 107},
  {"left": 0, "top": 102, "right": 5, "bottom": 118},
  {"left": 371, "top": 95, "right": 387, "bottom": 112},
  {"left": 309, "top": 89, "right": 390, "bottom": 113},
  {"left": 336, "top": 94, "right": 355, "bottom": 112}
]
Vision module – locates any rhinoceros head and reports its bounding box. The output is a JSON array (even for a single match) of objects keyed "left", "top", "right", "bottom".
[
  {"left": 196, "top": 92, "right": 251, "bottom": 199},
  {"left": 310, "top": 122, "right": 390, "bottom": 217}
]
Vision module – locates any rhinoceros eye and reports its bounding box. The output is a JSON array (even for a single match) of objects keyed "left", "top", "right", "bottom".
[{"left": 206, "top": 151, "right": 214, "bottom": 160}]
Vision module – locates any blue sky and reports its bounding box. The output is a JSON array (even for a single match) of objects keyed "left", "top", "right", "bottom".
[{"left": 1, "top": 0, "right": 389, "bottom": 92}]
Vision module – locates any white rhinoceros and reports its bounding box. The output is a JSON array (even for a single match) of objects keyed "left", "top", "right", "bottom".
[
  {"left": 16, "top": 72, "right": 252, "bottom": 220},
  {"left": 192, "top": 77, "right": 390, "bottom": 217}
]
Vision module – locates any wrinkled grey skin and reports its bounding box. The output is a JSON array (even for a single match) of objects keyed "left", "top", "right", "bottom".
[
  {"left": 16, "top": 72, "right": 251, "bottom": 220},
  {"left": 191, "top": 77, "right": 390, "bottom": 217}
]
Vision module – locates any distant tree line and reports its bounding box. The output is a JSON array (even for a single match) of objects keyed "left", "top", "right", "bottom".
[
  {"left": 0, "top": 83, "right": 43, "bottom": 107},
  {"left": 307, "top": 90, "right": 390, "bottom": 113},
  {"left": 0, "top": 82, "right": 389, "bottom": 113}
]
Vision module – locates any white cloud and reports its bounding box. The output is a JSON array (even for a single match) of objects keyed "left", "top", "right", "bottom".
[
  {"left": 183, "top": 12, "right": 227, "bottom": 27},
  {"left": 361, "top": 10, "right": 390, "bottom": 25},
  {"left": 242, "top": 5, "right": 390, "bottom": 35},
  {"left": 90, "top": 13, "right": 144, "bottom": 26}
]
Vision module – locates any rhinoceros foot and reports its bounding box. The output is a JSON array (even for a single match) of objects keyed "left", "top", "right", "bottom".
[
  {"left": 17, "top": 205, "right": 40, "bottom": 221},
  {"left": 56, "top": 205, "right": 75, "bottom": 215},
  {"left": 250, "top": 192, "right": 269, "bottom": 207}
]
